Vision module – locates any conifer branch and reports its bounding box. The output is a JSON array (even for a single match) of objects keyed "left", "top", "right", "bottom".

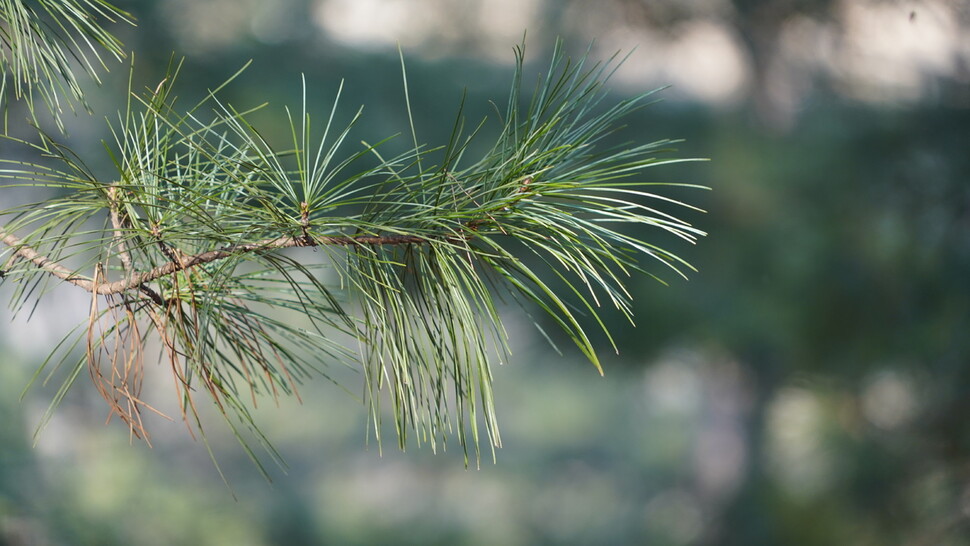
[
  {"left": 1, "top": 227, "right": 437, "bottom": 295},
  {"left": 0, "top": 35, "right": 708, "bottom": 469}
]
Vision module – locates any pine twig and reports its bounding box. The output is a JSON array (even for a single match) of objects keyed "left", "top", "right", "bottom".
[{"left": 0, "top": 227, "right": 434, "bottom": 297}]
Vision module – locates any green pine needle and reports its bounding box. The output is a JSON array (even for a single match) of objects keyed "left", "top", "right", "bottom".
[{"left": 0, "top": 0, "right": 133, "bottom": 131}]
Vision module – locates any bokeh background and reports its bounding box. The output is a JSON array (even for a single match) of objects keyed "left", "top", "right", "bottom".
[{"left": 2, "top": 0, "right": 969, "bottom": 544}]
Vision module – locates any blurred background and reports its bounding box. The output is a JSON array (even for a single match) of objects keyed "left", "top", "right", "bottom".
[{"left": 2, "top": 0, "right": 969, "bottom": 544}]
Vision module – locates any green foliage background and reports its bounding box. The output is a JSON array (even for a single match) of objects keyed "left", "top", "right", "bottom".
[{"left": 2, "top": 1, "right": 969, "bottom": 544}]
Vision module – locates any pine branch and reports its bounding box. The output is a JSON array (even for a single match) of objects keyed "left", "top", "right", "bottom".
[
  {"left": 0, "top": 39, "right": 708, "bottom": 470},
  {"left": 1, "top": 227, "right": 88, "bottom": 286},
  {"left": 1, "top": 226, "right": 437, "bottom": 296}
]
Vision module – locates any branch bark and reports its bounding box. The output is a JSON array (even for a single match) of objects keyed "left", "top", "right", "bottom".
[
  {"left": 0, "top": 229, "right": 432, "bottom": 297},
  {"left": 1, "top": 229, "right": 92, "bottom": 288}
]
